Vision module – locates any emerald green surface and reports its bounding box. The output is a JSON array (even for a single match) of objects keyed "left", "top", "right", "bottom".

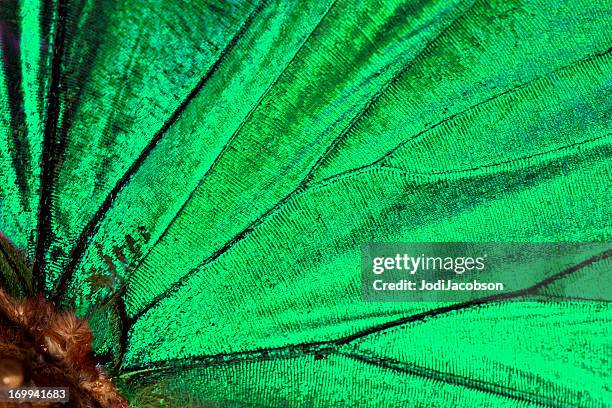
[{"left": 0, "top": 0, "right": 610, "bottom": 406}]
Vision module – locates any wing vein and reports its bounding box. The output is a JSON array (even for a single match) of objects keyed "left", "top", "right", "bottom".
[
  {"left": 300, "top": 0, "right": 479, "bottom": 184},
  {"left": 51, "top": 0, "right": 268, "bottom": 302},
  {"left": 33, "top": 0, "right": 69, "bottom": 294},
  {"left": 338, "top": 351, "right": 557, "bottom": 408},
  {"left": 115, "top": 0, "right": 339, "bottom": 309},
  {"left": 129, "top": 48, "right": 610, "bottom": 322},
  {"left": 121, "top": 251, "right": 610, "bottom": 385}
]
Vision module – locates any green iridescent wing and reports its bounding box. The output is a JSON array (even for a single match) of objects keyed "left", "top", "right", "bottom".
[{"left": 0, "top": 0, "right": 610, "bottom": 406}]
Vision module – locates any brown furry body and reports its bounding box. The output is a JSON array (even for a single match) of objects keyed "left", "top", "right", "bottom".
[{"left": 0, "top": 289, "right": 128, "bottom": 407}]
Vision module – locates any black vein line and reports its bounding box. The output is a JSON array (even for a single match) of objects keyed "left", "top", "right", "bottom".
[
  {"left": 73, "top": 0, "right": 342, "bottom": 331},
  {"left": 50, "top": 0, "right": 268, "bottom": 303},
  {"left": 0, "top": 2, "right": 32, "bottom": 210},
  {"left": 56, "top": 0, "right": 112, "bottom": 157},
  {"left": 104, "top": 0, "right": 338, "bottom": 320},
  {"left": 136, "top": 0, "right": 464, "bottom": 281},
  {"left": 125, "top": 181, "right": 304, "bottom": 324},
  {"left": 339, "top": 351, "right": 561, "bottom": 408},
  {"left": 539, "top": 293, "right": 612, "bottom": 303},
  {"left": 0, "top": 238, "right": 30, "bottom": 295},
  {"left": 310, "top": 46, "right": 612, "bottom": 189},
  {"left": 335, "top": 249, "right": 611, "bottom": 345},
  {"left": 121, "top": 341, "right": 335, "bottom": 381},
  {"left": 300, "top": 0, "right": 479, "bottom": 184},
  {"left": 381, "top": 133, "right": 611, "bottom": 179},
  {"left": 121, "top": 250, "right": 610, "bottom": 381},
  {"left": 115, "top": 297, "right": 129, "bottom": 371},
  {"left": 32, "top": 0, "right": 69, "bottom": 295},
  {"left": 304, "top": 37, "right": 612, "bottom": 189},
  {"left": 129, "top": 46, "right": 612, "bottom": 324},
  {"left": 126, "top": 1, "right": 479, "bottom": 324}
]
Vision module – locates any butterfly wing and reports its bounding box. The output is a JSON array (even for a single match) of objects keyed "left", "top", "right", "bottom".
[{"left": 0, "top": 0, "right": 610, "bottom": 407}]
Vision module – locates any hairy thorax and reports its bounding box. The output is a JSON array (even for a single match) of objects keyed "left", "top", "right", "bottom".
[{"left": 0, "top": 290, "right": 128, "bottom": 407}]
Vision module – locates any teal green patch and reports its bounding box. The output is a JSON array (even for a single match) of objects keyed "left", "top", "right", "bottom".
[{"left": 0, "top": 0, "right": 610, "bottom": 406}]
